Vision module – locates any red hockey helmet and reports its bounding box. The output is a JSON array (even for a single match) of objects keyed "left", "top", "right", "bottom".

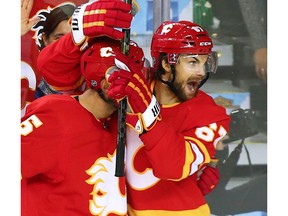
[
  {"left": 81, "top": 38, "right": 147, "bottom": 90},
  {"left": 151, "top": 20, "right": 214, "bottom": 69}
]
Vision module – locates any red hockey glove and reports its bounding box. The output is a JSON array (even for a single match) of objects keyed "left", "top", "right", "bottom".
[
  {"left": 197, "top": 165, "right": 220, "bottom": 196},
  {"left": 71, "top": 0, "right": 133, "bottom": 51},
  {"left": 108, "top": 51, "right": 161, "bottom": 134}
]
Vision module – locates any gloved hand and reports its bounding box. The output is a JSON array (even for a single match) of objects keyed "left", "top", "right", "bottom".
[
  {"left": 71, "top": 0, "right": 133, "bottom": 51},
  {"left": 197, "top": 165, "right": 220, "bottom": 196},
  {"left": 108, "top": 51, "right": 161, "bottom": 134}
]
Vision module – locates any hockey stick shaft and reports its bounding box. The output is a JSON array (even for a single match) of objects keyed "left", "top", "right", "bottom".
[{"left": 115, "top": 0, "right": 132, "bottom": 177}]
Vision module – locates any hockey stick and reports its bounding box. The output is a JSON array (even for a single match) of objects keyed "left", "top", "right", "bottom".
[{"left": 115, "top": 0, "right": 133, "bottom": 177}]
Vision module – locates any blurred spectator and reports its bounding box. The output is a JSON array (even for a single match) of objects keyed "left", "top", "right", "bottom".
[
  {"left": 31, "top": 3, "right": 76, "bottom": 51},
  {"left": 31, "top": 3, "right": 80, "bottom": 98},
  {"left": 208, "top": 0, "right": 267, "bottom": 82},
  {"left": 238, "top": 0, "right": 267, "bottom": 82}
]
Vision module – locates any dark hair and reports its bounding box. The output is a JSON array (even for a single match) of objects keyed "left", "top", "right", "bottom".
[
  {"left": 154, "top": 53, "right": 168, "bottom": 80},
  {"left": 32, "top": 4, "right": 76, "bottom": 50}
]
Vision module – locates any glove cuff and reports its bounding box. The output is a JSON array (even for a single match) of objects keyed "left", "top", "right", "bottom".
[
  {"left": 127, "top": 95, "right": 161, "bottom": 134},
  {"left": 140, "top": 95, "right": 161, "bottom": 130},
  {"left": 71, "top": 3, "right": 89, "bottom": 51}
]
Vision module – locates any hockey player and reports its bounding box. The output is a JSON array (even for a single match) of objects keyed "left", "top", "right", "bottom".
[
  {"left": 35, "top": 0, "right": 135, "bottom": 97},
  {"left": 21, "top": 38, "right": 146, "bottom": 216},
  {"left": 21, "top": 0, "right": 134, "bottom": 117},
  {"left": 107, "top": 20, "right": 231, "bottom": 216},
  {"left": 33, "top": 8, "right": 229, "bottom": 213}
]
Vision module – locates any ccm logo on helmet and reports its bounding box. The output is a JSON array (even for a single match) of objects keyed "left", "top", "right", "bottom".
[{"left": 200, "top": 42, "right": 212, "bottom": 46}]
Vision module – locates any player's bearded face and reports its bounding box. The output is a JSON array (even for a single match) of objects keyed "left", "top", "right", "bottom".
[{"left": 173, "top": 54, "right": 208, "bottom": 101}]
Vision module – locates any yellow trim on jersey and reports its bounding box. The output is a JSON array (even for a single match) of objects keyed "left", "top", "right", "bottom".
[
  {"left": 150, "top": 80, "right": 181, "bottom": 108},
  {"left": 181, "top": 136, "right": 211, "bottom": 178},
  {"left": 51, "top": 76, "right": 86, "bottom": 91},
  {"left": 186, "top": 136, "right": 211, "bottom": 164},
  {"left": 128, "top": 203, "right": 210, "bottom": 216},
  {"left": 162, "top": 103, "right": 181, "bottom": 108},
  {"left": 181, "top": 140, "right": 194, "bottom": 179}
]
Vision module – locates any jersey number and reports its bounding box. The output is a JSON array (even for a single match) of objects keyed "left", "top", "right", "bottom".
[{"left": 21, "top": 115, "right": 43, "bottom": 136}]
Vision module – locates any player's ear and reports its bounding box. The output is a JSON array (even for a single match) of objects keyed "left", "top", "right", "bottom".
[
  {"left": 161, "top": 58, "right": 172, "bottom": 81},
  {"left": 161, "top": 58, "right": 171, "bottom": 71}
]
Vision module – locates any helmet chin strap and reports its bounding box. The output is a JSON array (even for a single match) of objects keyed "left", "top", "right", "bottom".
[
  {"left": 198, "top": 72, "right": 210, "bottom": 89},
  {"left": 158, "top": 65, "right": 179, "bottom": 97},
  {"left": 97, "top": 88, "right": 106, "bottom": 100}
]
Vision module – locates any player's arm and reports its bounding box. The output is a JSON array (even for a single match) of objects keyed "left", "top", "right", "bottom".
[
  {"left": 37, "top": 0, "right": 134, "bottom": 91},
  {"left": 139, "top": 97, "right": 230, "bottom": 180},
  {"left": 37, "top": 33, "right": 84, "bottom": 91},
  {"left": 139, "top": 119, "right": 229, "bottom": 180},
  {"left": 108, "top": 50, "right": 230, "bottom": 180},
  {"left": 70, "top": 0, "right": 133, "bottom": 51}
]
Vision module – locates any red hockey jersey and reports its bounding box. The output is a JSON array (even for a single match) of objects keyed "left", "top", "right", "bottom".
[
  {"left": 21, "top": 94, "right": 126, "bottom": 216},
  {"left": 35, "top": 33, "right": 231, "bottom": 215},
  {"left": 125, "top": 89, "right": 230, "bottom": 216}
]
